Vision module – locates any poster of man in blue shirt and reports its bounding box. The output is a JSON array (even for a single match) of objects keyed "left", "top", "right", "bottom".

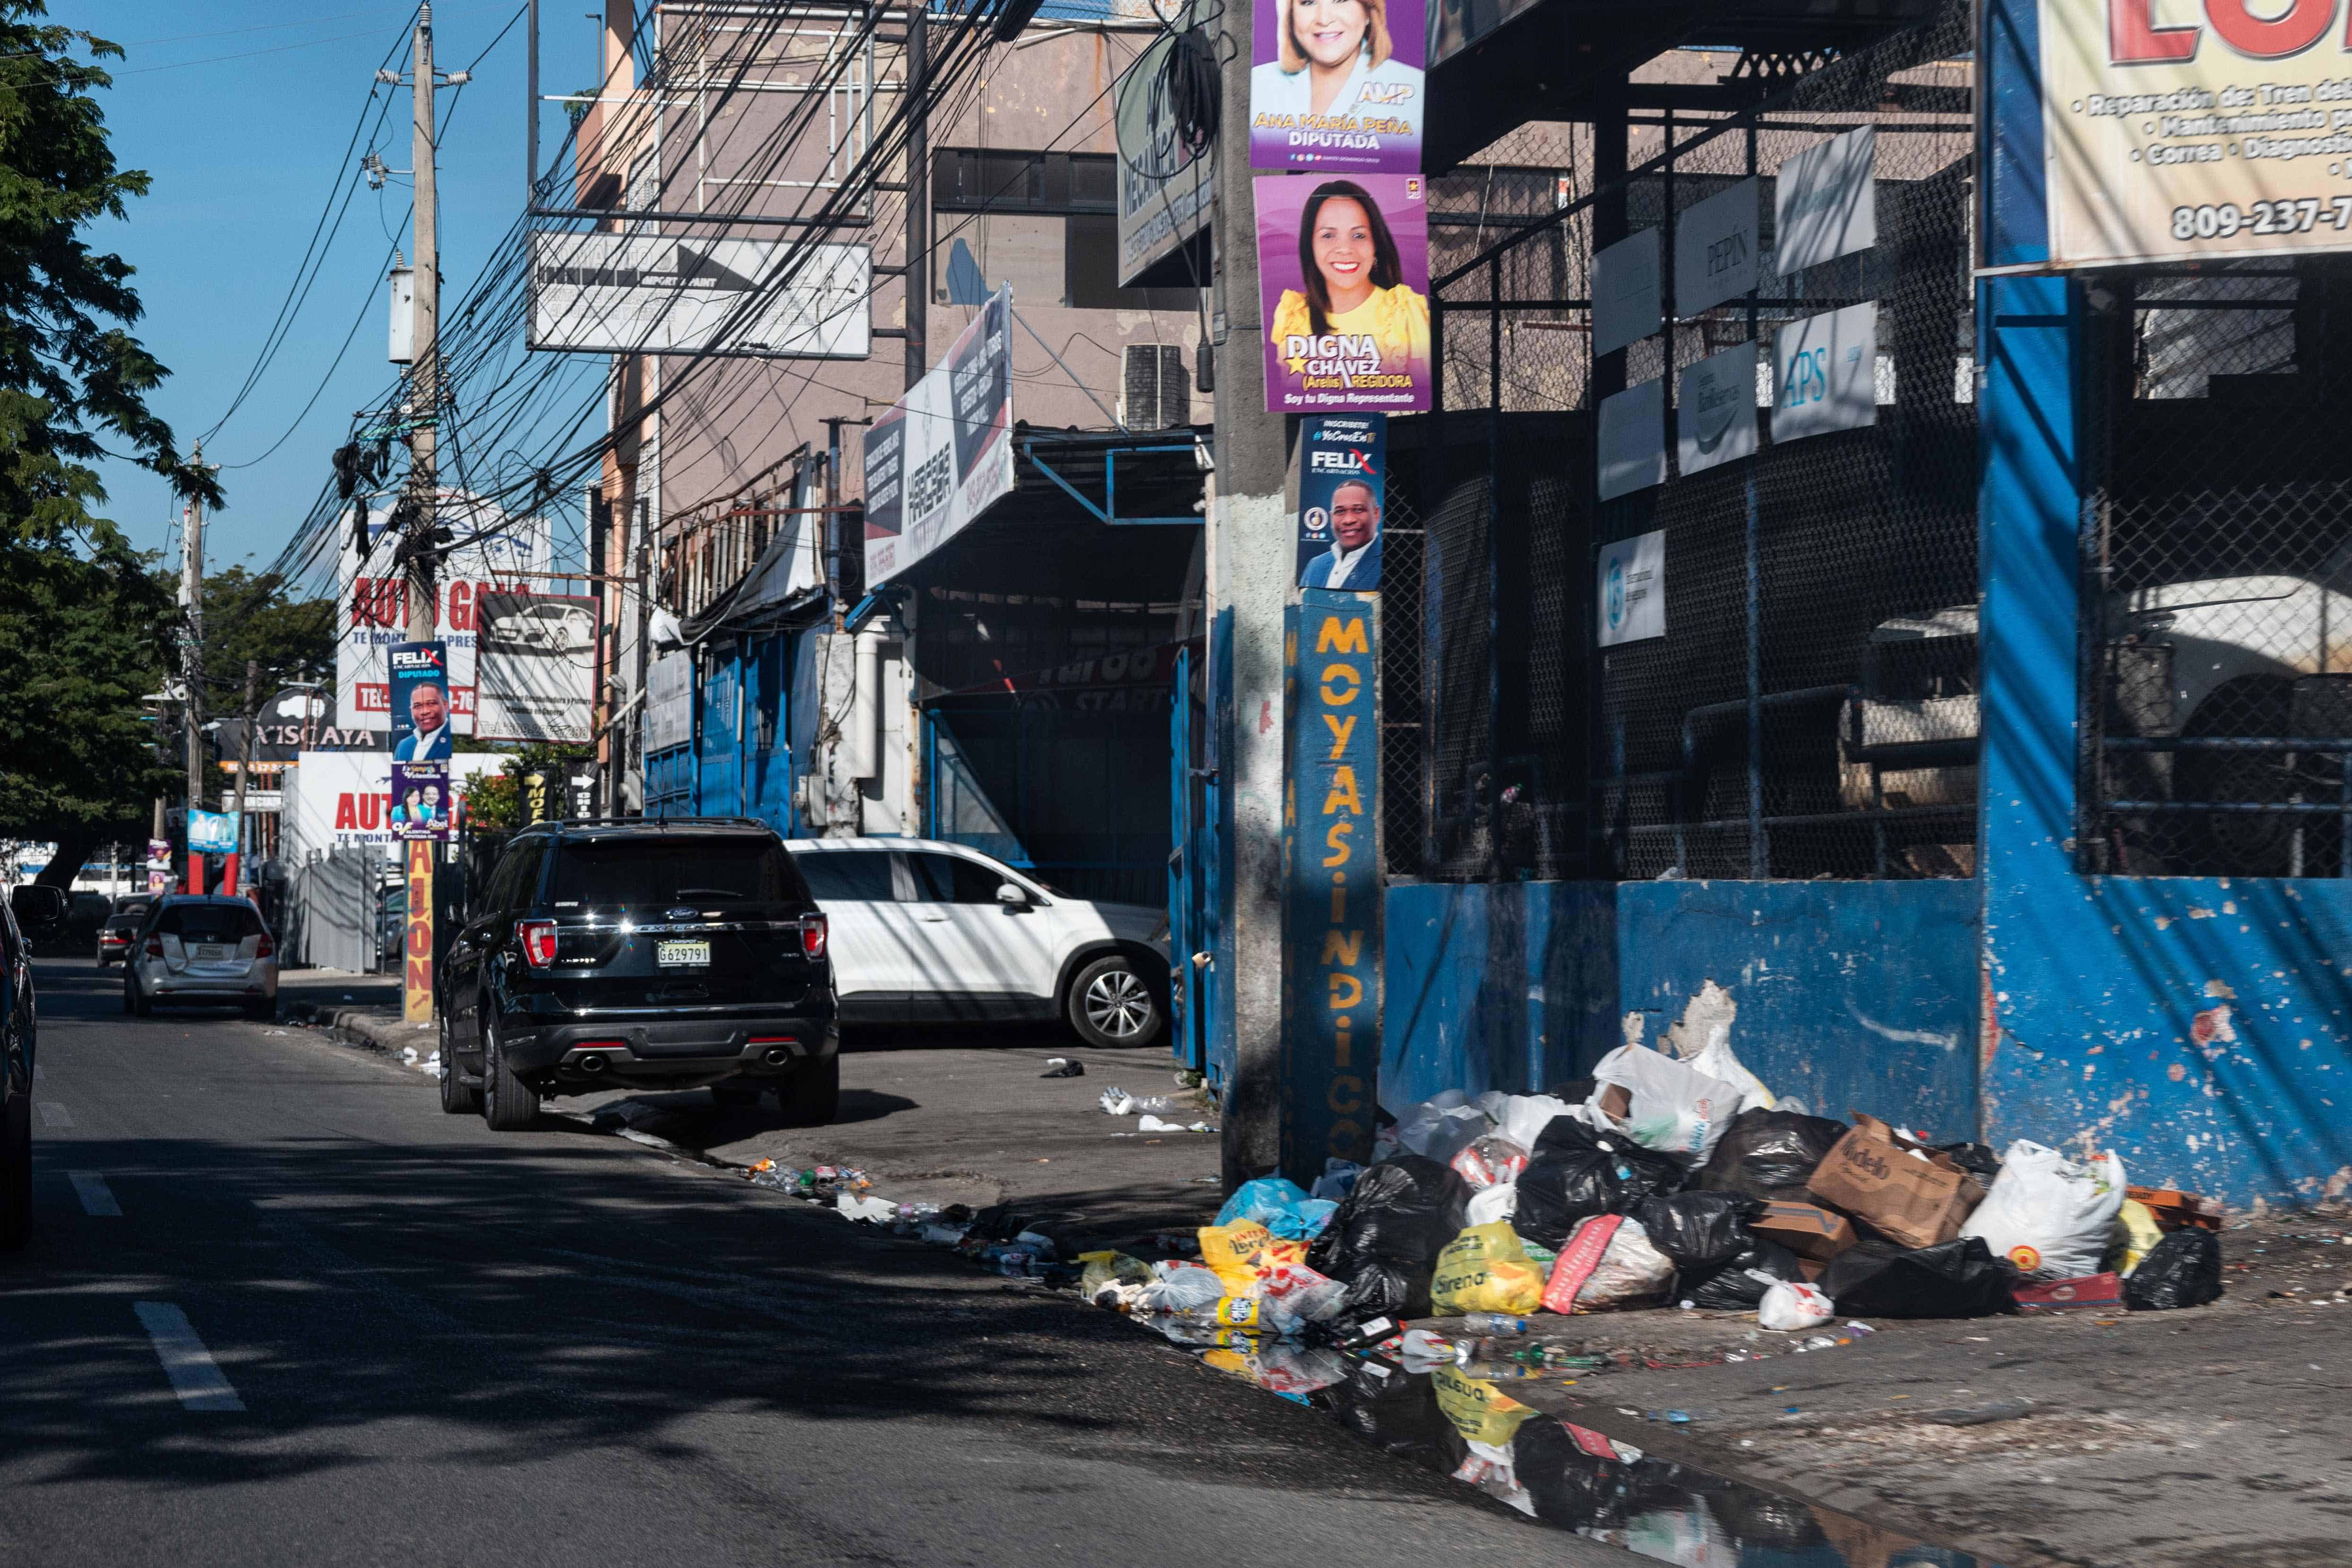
[{"left": 1297, "top": 412, "right": 1385, "bottom": 590}]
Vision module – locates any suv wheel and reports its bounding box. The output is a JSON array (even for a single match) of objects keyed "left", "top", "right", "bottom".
[
  {"left": 480, "top": 1013, "right": 540, "bottom": 1131},
  {"left": 775, "top": 1057, "right": 840, "bottom": 1127},
  {"left": 1066, "top": 955, "right": 1162, "bottom": 1048},
  {"left": 439, "top": 1011, "right": 482, "bottom": 1116},
  {"left": 0, "top": 1078, "right": 29, "bottom": 1251}
]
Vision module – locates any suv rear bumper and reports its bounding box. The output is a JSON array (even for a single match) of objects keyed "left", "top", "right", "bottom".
[{"left": 498, "top": 1016, "right": 838, "bottom": 1091}]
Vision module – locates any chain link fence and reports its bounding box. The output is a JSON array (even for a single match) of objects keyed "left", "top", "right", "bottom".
[
  {"left": 2082, "top": 259, "right": 2352, "bottom": 877},
  {"left": 1405, "top": 4, "right": 1978, "bottom": 883}
]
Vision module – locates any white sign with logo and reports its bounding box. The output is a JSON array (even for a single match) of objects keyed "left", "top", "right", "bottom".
[
  {"left": 646, "top": 651, "right": 695, "bottom": 754},
  {"left": 1597, "top": 379, "right": 1667, "bottom": 501},
  {"left": 1592, "top": 229, "right": 1661, "bottom": 357},
  {"left": 1597, "top": 529, "right": 1666, "bottom": 648},
  {"left": 1673, "top": 179, "right": 1760, "bottom": 317},
  {"left": 1772, "top": 302, "right": 1879, "bottom": 444},
  {"left": 862, "top": 289, "right": 1015, "bottom": 585},
  {"left": 529, "top": 233, "right": 871, "bottom": 358},
  {"left": 283, "top": 751, "right": 507, "bottom": 856},
  {"left": 1775, "top": 126, "right": 1875, "bottom": 276},
  {"left": 474, "top": 592, "right": 597, "bottom": 744},
  {"left": 1676, "top": 342, "right": 1760, "bottom": 477}
]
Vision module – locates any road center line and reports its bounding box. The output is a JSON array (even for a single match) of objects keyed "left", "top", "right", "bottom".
[
  {"left": 67, "top": 1172, "right": 121, "bottom": 1217},
  {"left": 132, "top": 1303, "right": 246, "bottom": 1412},
  {"left": 37, "top": 1102, "right": 72, "bottom": 1129}
]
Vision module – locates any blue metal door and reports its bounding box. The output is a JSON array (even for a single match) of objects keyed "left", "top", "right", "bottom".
[{"left": 1169, "top": 648, "right": 1216, "bottom": 1073}]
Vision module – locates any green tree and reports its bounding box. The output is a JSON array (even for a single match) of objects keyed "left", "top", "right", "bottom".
[{"left": 0, "top": 8, "right": 219, "bottom": 887}]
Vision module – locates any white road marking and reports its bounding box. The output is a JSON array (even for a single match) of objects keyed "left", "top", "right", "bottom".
[
  {"left": 132, "top": 1302, "right": 246, "bottom": 1412},
  {"left": 37, "top": 1102, "right": 71, "bottom": 1129},
  {"left": 68, "top": 1171, "right": 121, "bottom": 1217}
]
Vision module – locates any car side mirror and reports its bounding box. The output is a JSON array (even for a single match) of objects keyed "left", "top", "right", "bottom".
[
  {"left": 996, "top": 883, "right": 1029, "bottom": 907},
  {"left": 9, "top": 884, "right": 66, "bottom": 933}
]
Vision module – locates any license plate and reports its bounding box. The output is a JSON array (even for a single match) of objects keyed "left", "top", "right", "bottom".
[
  {"left": 656, "top": 939, "right": 711, "bottom": 968},
  {"left": 195, "top": 944, "right": 227, "bottom": 960}
]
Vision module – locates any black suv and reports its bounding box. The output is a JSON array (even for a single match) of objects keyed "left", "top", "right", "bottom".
[{"left": 438, "top": 818, "right": 838, "bottom": 1131}]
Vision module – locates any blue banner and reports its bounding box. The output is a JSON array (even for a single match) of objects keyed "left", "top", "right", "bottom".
[{"left": 186, "top": 809, "right": 240, "bottom": 855}]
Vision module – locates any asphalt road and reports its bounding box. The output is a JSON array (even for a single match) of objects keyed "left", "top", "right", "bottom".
[{"left": 0, "top": 957, "right": 1613, "bottom": 1568}]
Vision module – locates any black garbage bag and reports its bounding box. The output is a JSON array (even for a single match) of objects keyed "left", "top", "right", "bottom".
[
  {"left": 1684, "top": 1238, "right": 1805, "bottom": 1310},
  {"left": 1690, "top": 1107, "right": 1850, "bottom": 1203},
  {"left": 1313, "top": 1364, "right": 1468, "bottom": 1474},
  {"left": 1512, "top": 1419, "right": 1700, "bottom": 1532},
  {"left": 2125, "top": 1229, "right": 2223, "bottom": 1311},
  {"left": 1513, "top": 1117, "right": 1689, "bottom": 1250},
  {"left": 1631, "top": 1191, "right": 1766, "bottom": 1276},
  {"left": 1705, "top": 1487, "right": 1831, "bottom": 1552},
  {"left": 1934, "top": 1141, "right": 2003, "bottom": 1183},
  {"left": 1305, "top": 1154, "right": 1469, "bottom": 1301},
  {"left": 1821, "top": 1238, "right": 2018, "bottom": 1319}
]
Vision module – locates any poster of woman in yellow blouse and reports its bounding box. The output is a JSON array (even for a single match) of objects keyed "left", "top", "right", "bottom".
[{"left": 1258, "top": 175, "right": 1430, "bottom": 412}]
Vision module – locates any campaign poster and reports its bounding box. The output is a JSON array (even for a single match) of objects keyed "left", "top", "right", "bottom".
[
  {"left": 1296, "top": 413, "right": 1386, "bottom": 589},
  {"left": 389, "top": 762, "right": 453, "bottom": 840},
  {"left": 388, "top": 642, "right": 455, "bottom": 762},
  {"left": 186, "top": 809, "right": 240, "bottom": 855},
  {"left": 1249, "top": 0, "right": 1426, "bottom": 173},
  {"left": 1257, "top": 173, "right": 1430, "bottom": 413}
]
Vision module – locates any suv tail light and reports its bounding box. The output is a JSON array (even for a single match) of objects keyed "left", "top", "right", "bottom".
[
  {"left": 145, "top": 937, "right": 164, "bottom": 958},
  {"left": 799, "top": 914, "right": 828, "bottom": 960},
  {"left": 517, "top": 918, "right": 560, "bottom": 968},
  {"left": 255, "top": 934, "right": 275, "bottom": 959}
]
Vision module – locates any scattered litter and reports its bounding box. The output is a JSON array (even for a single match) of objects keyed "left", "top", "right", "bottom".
[{"left": 1040, "top": 1057, "right": 1084, "bottom": 1078}]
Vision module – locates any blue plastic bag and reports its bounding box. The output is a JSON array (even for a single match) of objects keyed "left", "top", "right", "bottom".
[
  {"left": 1216, "top": 1177, "right": 1311, "bottom": 1229},
  {"left": 1267, "top": 1198, "right": 1339, "bottom": 1239}
]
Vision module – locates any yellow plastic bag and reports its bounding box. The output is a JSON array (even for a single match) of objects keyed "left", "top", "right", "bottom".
[
  {"left": 1429, "top": 1221, "right": 1545, "bottom": 1317},
  {"left": 1431, "top": 1364, "right": 1541, "bottom": 1446},
  {"left": 2112, "top": 1199, "right": 2165, "bottom": 1277},
  {"left": 1198, "top": 1222, "right": 1276, "bottom": 1292},
  {"left": 1079, "top": 1251, "right": 1153, "bottom": 1299}
]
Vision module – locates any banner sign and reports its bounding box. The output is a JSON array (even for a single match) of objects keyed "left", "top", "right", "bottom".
[
  {"left": 1676, "top": 341, "right": 1760, "bottom": 477},
  {"left": 390, "top": 762, "right": 453, "bottom": 840},
  {"left": 2036, "top": 2, "right": 2352, "bottom": 268},
  {"left": 529, "top": 233, "right": 871, "bottom": 357},
  {"left": 1597, "top": 530, "right": 1667, "bottom": 647},
  {"left": 1776, "top": 126, "right": 1876, "bottom": 275},
  {"left": 1673, "top": 179, "right": 1760, "bottom": 317},
  {"left": 283, "top": 752, "right": 505, "bottom": 855},
  {"left": 186, "top": 809, "right": 239, "bottom": 855},
  {"left": 475, "top": 592, "right": 597, "bottom": 744},
  {"left": 646, "top": 651, "right": 695, "bottom": 754},
  {"left": 1283, "top": 590, "right": 1379, "bottom": 1182},
  {"left": 1773, "top": 303, "right": 1880, "bottom": 444},
  {"left": 862, "top": 287, "right": 1014, "bottom": 585},
  {"left": 1596, "top": 379, "right": 1667, "bottom": 500},
  {"left": 389, "top": 642, "right": 454, "bottom": 761},
  {"left": 1249, "top": 0, "right": 1426, "bottom": 173},
  {"left": 1117, "top": 5, "right": 1216, "bottom": 286},
  {"left": 1296, "top": 413, "right": 1386, "bottom": 589},
  {"left": 1591, "top": 229, "right": 1661, "bottom": 357},
  {"left": 337, "top": 497, "right": 550, "bottom": 734},
  {"left": 1257, "top": 173, "right": 1431, "bottom": 412}
]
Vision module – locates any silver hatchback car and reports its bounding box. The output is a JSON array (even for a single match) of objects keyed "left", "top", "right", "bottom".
[{"left": 123, "top": 896, "right": 278, "bottom": 1020}]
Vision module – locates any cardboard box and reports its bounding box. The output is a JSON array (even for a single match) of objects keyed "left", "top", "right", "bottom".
[
  {"left": 2127, "top": 1185, "right": 2224, "bottom": 1231},
  {"left": 1806, "top": 1114, "right": 1987, "bottom": 1250},
  {"left": 2014, "top": 1272, "right": 2124, "bottom": 1314},
  {"left": 1753, "top": 1200, "right": 1859, "bottom": 1261}
]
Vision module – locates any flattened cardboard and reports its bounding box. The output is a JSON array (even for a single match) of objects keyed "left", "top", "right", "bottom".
[
  {"left": 2014, "top": 1272, "right": 2124, "bottom": 1314},
  {"left": 1807, "top": 1116, "right": 1986, "bottom": 1250},
  {"left": 1753, "top": 1200, "right": 1858, "bottom": 1261}
]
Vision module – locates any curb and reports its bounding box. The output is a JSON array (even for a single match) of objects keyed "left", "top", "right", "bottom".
[{"left": 285, "top": 1001, "right": 434, "bottom": 1061}]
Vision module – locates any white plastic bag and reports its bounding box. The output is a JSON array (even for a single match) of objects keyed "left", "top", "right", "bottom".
[
  {"left": 1498, "top": 1093, "right": 1577, "bottom": 1150},
  {"left": 1686, "top": 1020, "right": 1775, "bottom": 1114},
  {"left": 1542, "top": 1215, "right": 1676, "bottom": 1312},
  {"left": 1586, "top": 1044, "right": 1743, "bottom": 1161},
  {"left": 1758, "top": 1279, "right": 1836, "bottom": 1331},
  {"left": 1466, "top": 1182, "right": 1520, "bottom": 1227},
  {"left": 1387, "top": 1095, "right": 1493, "bottom": 1165},
  {"left": 1960, "top": 1140, "right": 2126, "bottom": 1277}
]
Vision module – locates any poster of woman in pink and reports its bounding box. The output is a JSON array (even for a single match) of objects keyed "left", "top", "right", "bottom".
[
  {"left": 1257, "top": 174, "right": 1431, "bottom": 413},
  {"left": 1249, "top": 0, "right": 1425, "bottom": 173}
]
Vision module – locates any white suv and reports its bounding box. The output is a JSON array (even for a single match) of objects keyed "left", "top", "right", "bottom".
[
  {"left": 122, "top": 895, "right": 278, "bottom": 1020},
  {"left": 783, "top": 838, "right": 1168, "bottom": 1046}
]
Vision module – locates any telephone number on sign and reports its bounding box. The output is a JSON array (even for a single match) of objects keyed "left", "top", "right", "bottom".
[{"left": 2171, "top": 198, "right": 2352, "bottom": 239}]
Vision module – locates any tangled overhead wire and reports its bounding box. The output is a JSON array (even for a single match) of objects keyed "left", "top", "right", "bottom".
[{"left": 1122, "top": 2, "right": 1220, "bottom": 180}]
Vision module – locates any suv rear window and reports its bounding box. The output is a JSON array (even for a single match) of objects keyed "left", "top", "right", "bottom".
[
  {"left": 548, "top": 837, "right": 808, "bottom": 907},
  {"left": 158, "top": 904, "right": 265, "bottom": 943}
]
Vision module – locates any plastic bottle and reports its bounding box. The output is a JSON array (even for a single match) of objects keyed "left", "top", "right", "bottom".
[
  {"left": 1164, "top": 1296, "right": 1271, "bottom": 1328},
  {"left": 1461, "top": 1312, "right": 1532, "bottom": 1336},
  {"left": 1399, "top": 1328, "right": 1469, "bottom": 1365}
]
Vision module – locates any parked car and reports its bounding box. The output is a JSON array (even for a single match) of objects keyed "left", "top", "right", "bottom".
[
  {"left": 437, "top": 818, "right": 838, "bottom": 1129},
  {"left": 6, "top": 885, "right": 65, "bottom": 944},
  {"left": 0, "top": 885, "right": 34, "bottom": 1249},
  {"left": 94, "top": 893, "right": 158, "bottom": 968},
  {"left": 121, "top": 896, "right": 278, "bottom": 1019},
  {"left": 784, "top": 837, "right": 1169, "bottom": 1048}
]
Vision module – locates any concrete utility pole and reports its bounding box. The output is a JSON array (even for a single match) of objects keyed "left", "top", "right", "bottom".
[
  {"left": 180, "top": 456, "right": 207, "bottom": 895},
  {"left": 224, "top": 659, "right": 259, "bottom": 897},
  {"left": 403, "top": 2, "right": 442, "bottom": 646},
  {"left": 1210, "top": 1, "right": 1291, "bottom": 1188},
  {"left": 904, "top": 0, "right": 928, "bottom": 387}
]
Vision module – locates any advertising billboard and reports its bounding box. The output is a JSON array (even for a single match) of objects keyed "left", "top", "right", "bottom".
[
  {"left": 529, "top": 234, "right": 871, "bottom": 357},
  {"left": 1257, "top": 172, "right": 1431, "bottom": 412},
  {"left": 1250, "top": 0, "right": 1427, "bottom": 173},
  {"left": 475, "top": 592, "right": 598, "bottom": 744},
  {"left": 862, "top": 287, "right": 1015, "bottom": 585},
  {"left": 1116, "top": 9, "right": 1216, "bottom": 286},
  {"left": 283, "top": 751, "right": 506, "bottom": 856}
]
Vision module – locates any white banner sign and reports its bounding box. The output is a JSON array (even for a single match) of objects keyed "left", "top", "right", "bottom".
[
  {"left": 1592, "top": 228, "right": 1662, "bottom": 357},
  {"left": 1776, "top": 126, "right": 1875, "bottom": 275},
  {"left": 336, "top": 498, "right": 552, "bottom": 735},
  {"left": 1597, "top": 379, "right": 1667, "bottom": 500},
  {"left": 475, "top": 593, "right": 597, "bottom": 744},
  {"left": 1674, "top": 179, "right": 1760, "bottom": 317},
  {"left": 862, "top": 289, "right": 1015, "bottom": 585},
  {"left": 1597, "top": 529, "right": 1666, "bottom": 647},
  {"left": 283, "top": 751, "right": 505, "bottom": 856},
  {"left": 646, "top": 651, "right": 694, "bottom": 754},
  {"left": 1773, "top": 303, "right": 1880, "bottom": 444},
  {"left": 529, "top": 233, "right": 871, "bottom": 357},
  {"left": 1676, "top": 342, "right": 1760, "bottom": 477}
]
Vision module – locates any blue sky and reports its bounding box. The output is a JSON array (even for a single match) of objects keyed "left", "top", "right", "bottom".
[{"left": 78, "top": 2, "right": 596, "bottom": 578}]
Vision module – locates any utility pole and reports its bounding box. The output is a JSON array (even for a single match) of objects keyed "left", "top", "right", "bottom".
[
  {"left": 904, "top": 0, "right": 927, "bottom": 387},
  {"left": 631, "top": 496, "right": 652, "bottom": 816},
  {"left": 180, "top": 451, "right": 207, "bottom": 896},
  {"left": 402, "top": 2, "right": 441, "bottom": 647},
  {"left": 822, "top": 417, "right": 849, "bottom": 631},
  {"left": 1209, "top": 0, "right": 1291, "bottom": 1188},
  {"left": 224, "top": 659, "right": 259, "bottom": 897}
]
